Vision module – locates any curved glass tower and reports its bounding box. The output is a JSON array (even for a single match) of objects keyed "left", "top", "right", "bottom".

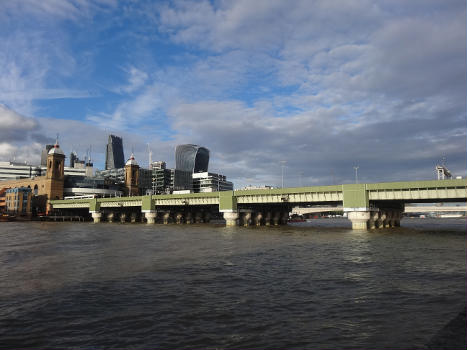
[{"left": 175, "top": 144, "right": 209, "bottom": 173}]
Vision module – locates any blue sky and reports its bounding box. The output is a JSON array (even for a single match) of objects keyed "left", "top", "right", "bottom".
[{"left": 0, "top": 0, "right": 466, "bottom": 188}]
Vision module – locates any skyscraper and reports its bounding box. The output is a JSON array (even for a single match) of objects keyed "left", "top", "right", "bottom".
[
  {"left": 41, "top": 145, "right": 54, "bottom": 166},
  {"left": 173, "top": 144, "right": 210, "bottom": 191},
  {"left": 105, "top": 135, "right": 125, "bottom": 170},
  {"left": 175, "top": 144, "right": 210, "bottom": 173}
]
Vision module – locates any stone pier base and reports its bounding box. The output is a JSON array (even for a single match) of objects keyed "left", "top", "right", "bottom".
[
  {"left": 223, "top": 212, "right": 239, "bottom": 226},
  {"left": 347, "top": 211, "right": 371, "bottom": 230},
  {"left": 144, "top": 211, "right": 156, "bottom": 224},
  {"left": 91, "top": 212, "right": 101, "bottom": 223}
]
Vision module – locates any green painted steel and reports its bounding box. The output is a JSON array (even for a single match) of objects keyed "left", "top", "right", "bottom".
[
  {"left": 219, "top": 191, "right": 237, "bottom": 211},
  {"left": 342, "top": 184, "right": 369, "bottom": 208},
  {"left": 141, "top": 195, "right": 155, "bottom": 211},
  {"left": 89, "top": 198, "right": 100, "bottom": 212},
  {"left": 366, "top": 179, "right": 466, "bottom": 190},
  {"left": 49, "top": 179, "right": 467, "bottom": 211}
]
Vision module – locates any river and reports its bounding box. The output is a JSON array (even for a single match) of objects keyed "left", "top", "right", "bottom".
[{"left": 0, "top": 218, "right": 465, "bottom": 349}]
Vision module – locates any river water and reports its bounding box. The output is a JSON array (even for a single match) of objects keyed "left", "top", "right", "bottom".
[{"left": 0, "top": 218, "right": 465, "bottom": 349}]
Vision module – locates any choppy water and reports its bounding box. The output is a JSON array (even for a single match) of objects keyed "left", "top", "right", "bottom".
[{"left": 0, "top": 218, "right": 465, "bottom": 349}]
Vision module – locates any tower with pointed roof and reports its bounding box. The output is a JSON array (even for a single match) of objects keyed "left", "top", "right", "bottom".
[
  {"left": 124, "top": 153, "right": 139, "bottom": 196},
  {"left": 45, "top": 139, "right": 65, "bottom": 210}
]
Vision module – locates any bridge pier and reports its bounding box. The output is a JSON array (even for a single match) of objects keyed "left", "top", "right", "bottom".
[
  {"left": 175, "top": 212, "right": 184, "bottom": 224},
  {"left": 347, "top": 211, "right": 371, "bottom": 230},
  {"left": 107, "top": 212, "right": 114, "bottom": 223},
  {"left": 120, "top": 213, "right": 127, "bottom": 224},
  {"left": 195, "top": 211, "right": 204, "bottom": 223},
  {"left": 254, "top": 212, "right": 263, "bottom": 226},
  {"left": 272, "top": 212, "right": 281, "bottom": 226},
  {"left": 144, "top": 211, "right": 156, "bottom": 224},
  {"left": 130, "top": 212, "right": 138, "bottom": 223},
  {"left": 264, "top": 211, "right": 272, "bottom": 226},
  {"left": 91, "top": 211, "right": 101, "bottom": 223},
  {"left": 185, "top": 212, "right": 193, "bottom": 224},
  {"left": 241, "top": 212, "right": 252, "bottom": 226},
  {"left": 163, "top": 212, "right": 171, "bottom": 224},
  {"left": 223, "top": 211, "right": 239, "bottom": 226}
]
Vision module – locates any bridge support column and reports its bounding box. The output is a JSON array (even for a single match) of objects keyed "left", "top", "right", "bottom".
[
  {"left": 223, "top": 212, "right": 239, "bottom": 226},
  {"left": 194, "top": 212, "right": 203, "bottom": 223},
  {"left": 264, "top": 211, "right": 272, "bottom": 226},
  {"left": 241, "top": 212, "right": 252, "bottom": 226},
  {"left": 272, "top": 212, "right": 281, "bottom": 226},
  {"left": 144, "top": 211, "right": 156, "bottom": 224},
  {"left": 204, "top": 212, "right": 211, "bottom": 223},
  {"left": 254, "top": 212, "right": 263, "bottom": 226},
  {"left": 369, "top": 211, "right": 378, "bottom": 229},
  {"left": 163, "top": 212, "right": 171, "bottom": 224},
  {"left": 107, "top": 212, "right": 114, "bottom": 223},
  {"left": 394, "top": 211, "right": 401, "bottom": 227},
  {"left": 281, "top": 212, "right": 289, "bottom": 225},
  {"left": 185, "top": 212, "right": 193, "bottom": 224},
  {"left": 347, "top": 211, "right": 371, "bottom": 230},
  {"left": 175, "top": 212, "right": 184, "bottom": 224},
  {"left": 120, "top": 213, "right": 126, "bottom": 224},
  {"left": 130, "top": 212, "right": 137, "bottom": 223},
  {"left": 91, "top": 211, "right": 101, "bottom": 223}
]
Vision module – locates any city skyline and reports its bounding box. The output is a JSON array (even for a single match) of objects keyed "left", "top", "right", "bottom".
[{"left": 0, "top": 1, "right": 466, "bottom": 188}]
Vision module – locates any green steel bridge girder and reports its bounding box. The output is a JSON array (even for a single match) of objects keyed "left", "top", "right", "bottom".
[{"left": 49, "top": 178, "right": 467, "bottom": 211}]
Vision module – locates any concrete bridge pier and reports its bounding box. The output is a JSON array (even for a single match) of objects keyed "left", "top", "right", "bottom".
[
  {"left": 195, "top": 211, "right": 203, "bottom": 223},
  {"left": 204, "top": 212, "right": 211, "bottom": 223},
  {"left": 394, "top": 211, "right": 401, "bottom": 227},
  {"left": 242, "top": 212, "right": 252, "bottom": 226},
  {"left": 254, "top": 212, "right": 263, "bottom": 226},
  {"left": 163, "top": 212, "right": 171, "bottom": 224},
  {"left": 272, "top": 212, "right": 281, "bottom": 226},
  {"left": 264, "top": 211, "right": 272, "bottom": 226},
  {"left": 175, "top": 212, "right": 184, "bottom": 224},
  {"left": 281, "top": 212, "right": 289, "bottom": 225},
  {"left": 120, "top": 213, "right": 127, "bottom": 224},
  {"left": 185, "top": 212, "right": 193, "bottom": 224},
  {"left": 107, "top": 212, "right": 114, "bottom": 223},
  {"left": 223, "top": 211, "right": 239, "bottom": 226},
  {"left": 130, "top": 212, "right": 138, "bottom": 223},
  {"left": 91, "top": 211, "right": 101, "bottom": 223},
  {"left": 369, "top": 211, "right": 379, "bottom": 229},
  {"left": 144, "top": 211, "right": 157, "bottom": 224},
  {"left": 376, "top": 211, "right": 386, "bottom": 229},
  {"left": 347, "top": 211, "right": 371, "bottom": 230}
]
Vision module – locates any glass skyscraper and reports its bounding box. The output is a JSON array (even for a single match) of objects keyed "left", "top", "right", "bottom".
[
  {"left": 105, "top": 135, "right": 125, "bottom": 170},
  {"left": 175, "top": 144, "right": 209, "bottom": 173}
]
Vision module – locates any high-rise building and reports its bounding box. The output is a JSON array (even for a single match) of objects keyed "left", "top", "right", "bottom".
[
  {"left": 105, "top": 135, "right": 125, "bottom": 170},
  {"left": 69, "top": 152, "right": 78, "bottom": 168},
  {"left": 41, "top": 145, "right": 54, "bottom": 166},
  {"left": 174, "top": 144, "right": 209, "bottom": 191},
  {"left": 175, "top": 144, "right": 209, "bottom": 173}
]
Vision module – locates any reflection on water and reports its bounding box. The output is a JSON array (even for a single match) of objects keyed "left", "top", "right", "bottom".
[{"left": 0, "top": 218, "right": 465, "bottom": 349}]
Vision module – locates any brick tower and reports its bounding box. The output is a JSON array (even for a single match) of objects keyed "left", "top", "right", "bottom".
[{"left": 125, "top": 153, "right": 139, "bottom": 196}]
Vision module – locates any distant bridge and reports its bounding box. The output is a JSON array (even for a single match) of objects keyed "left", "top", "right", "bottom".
[{"left": 50, "top": 179, "right": 467, "bottom": 229}]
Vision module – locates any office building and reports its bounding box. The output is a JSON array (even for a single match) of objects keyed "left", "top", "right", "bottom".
[
  {"left": 105, "top": 135, "right": 125, "bottom": 170},
  {"left": 40, "top": 145, "right": 54, "bottom": 166},
  {"left": 192, "top": 172, "right": 233, "bottom": 193},
  {"left": 175, "top": 144, "right": 210, "bottom": 173},
  {"left": 0, "top": 162, "right": 42, "bottom": 182}
]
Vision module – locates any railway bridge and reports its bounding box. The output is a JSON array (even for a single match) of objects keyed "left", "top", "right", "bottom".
[{"left": 49, "top": 179, "right": 467, "bottom": 229}]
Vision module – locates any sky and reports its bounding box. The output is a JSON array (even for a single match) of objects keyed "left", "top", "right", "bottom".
[{"left": 0, "top": 0, "right": 465, "bottom": 188}]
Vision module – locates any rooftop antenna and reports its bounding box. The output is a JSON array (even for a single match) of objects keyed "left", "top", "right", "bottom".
[{"left": 56, "top": 133, "right": 59, "bottom": 145}]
